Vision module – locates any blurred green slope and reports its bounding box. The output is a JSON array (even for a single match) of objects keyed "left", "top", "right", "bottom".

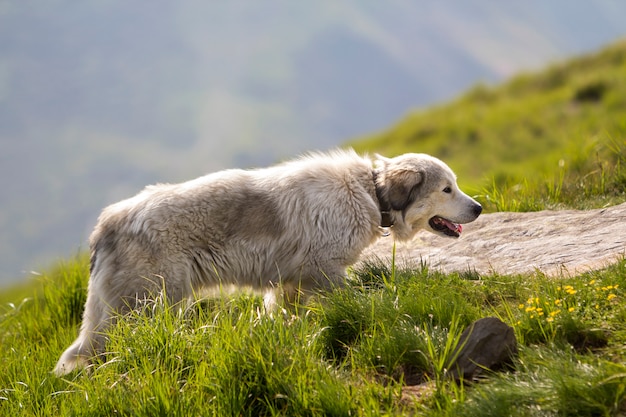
[{"left": 350, "top": 40, "right": 626, "bottom": 199}]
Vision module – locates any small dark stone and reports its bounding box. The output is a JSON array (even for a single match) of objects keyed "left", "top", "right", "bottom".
[{"left": 448, "top": 317, "right": 518, "bottom": 381}]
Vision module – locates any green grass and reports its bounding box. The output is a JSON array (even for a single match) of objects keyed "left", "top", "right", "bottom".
[
  {"left": 473, "top": 133, "right": 626, "bottom": 212},
  {"left": 2, "top": 256, "right": 626, "bottom": 416},
  {"left": 350, "top": 39, "right": 626, "bottom": 212}
]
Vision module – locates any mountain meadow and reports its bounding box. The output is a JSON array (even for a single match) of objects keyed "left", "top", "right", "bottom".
[
  {"left": 352, "top": 40, "right": 626, "bottom": 212},
  {"left": 1, "top": 40, "right": 626, "bottom": 416}
]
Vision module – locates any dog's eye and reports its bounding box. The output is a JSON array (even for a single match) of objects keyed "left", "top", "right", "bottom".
[{"left": 443, "top": 186, "right": 452, "bottom": 194}]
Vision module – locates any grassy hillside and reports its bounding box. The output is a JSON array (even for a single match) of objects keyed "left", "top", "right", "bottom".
[
  {"left": 351, "top": 39, "right": 626, "bottom": 211},
  {"left": 2, "top": 42, "right": 626, "bottom": 416},
  {"left": 2, "top": 255, "right": 626, "bottom": 415}
]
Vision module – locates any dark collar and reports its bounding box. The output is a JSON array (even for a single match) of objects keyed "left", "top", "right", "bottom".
[{"left": 373, "top": 170, "right": 394, "bottom": 228}]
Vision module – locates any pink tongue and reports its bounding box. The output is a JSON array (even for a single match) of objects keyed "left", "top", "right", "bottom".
[{"left": 443, "top": 219, "right": 462, "bottom": 234}]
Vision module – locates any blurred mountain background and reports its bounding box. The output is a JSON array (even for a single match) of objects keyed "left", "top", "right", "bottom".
[{"left": 1, "top": 1, "right": 626, "bottom": 285}]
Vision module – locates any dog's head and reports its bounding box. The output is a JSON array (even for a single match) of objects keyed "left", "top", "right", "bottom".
[{"left": 374, "top": 153, "right": 482, "bottom": 241}]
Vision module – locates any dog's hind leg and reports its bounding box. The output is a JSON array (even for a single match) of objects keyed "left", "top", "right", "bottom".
[{"left": 53, "top": 288, "right": 113, "bottom": 376}]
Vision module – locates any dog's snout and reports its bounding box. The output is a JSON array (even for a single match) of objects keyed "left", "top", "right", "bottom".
[{"left": 472, "top": 202, "right": 483, "bottom": 217}]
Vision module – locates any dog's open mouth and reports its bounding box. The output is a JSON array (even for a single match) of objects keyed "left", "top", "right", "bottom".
[{"left": 429, "top": 216, "right": 463, "bottom": 237}]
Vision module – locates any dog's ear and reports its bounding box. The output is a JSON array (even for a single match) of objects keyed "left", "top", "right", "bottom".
[{"left": 387, "top": 169, "right": 424, "bottom": 211}]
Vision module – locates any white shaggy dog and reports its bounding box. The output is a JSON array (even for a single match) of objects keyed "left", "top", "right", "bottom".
[{"left": 54, "top": 149, "right": 482, "bottom": 376}]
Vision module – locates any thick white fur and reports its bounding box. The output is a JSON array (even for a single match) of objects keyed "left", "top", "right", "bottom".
[{"left": 54, "top": 149, "right": 481, "bottom": 375}]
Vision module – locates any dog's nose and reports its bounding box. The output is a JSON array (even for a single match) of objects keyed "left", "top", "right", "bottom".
[{"left": 473, "top": 203, "right": 483, "bottom": 217}]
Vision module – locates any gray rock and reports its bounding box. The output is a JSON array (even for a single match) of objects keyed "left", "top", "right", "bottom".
[
  {"left": 361, "top": 202, "right": 626, "bottom": 277},
  {"left": 448, "top": 317, "right": 518, "bottom": 381}
]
